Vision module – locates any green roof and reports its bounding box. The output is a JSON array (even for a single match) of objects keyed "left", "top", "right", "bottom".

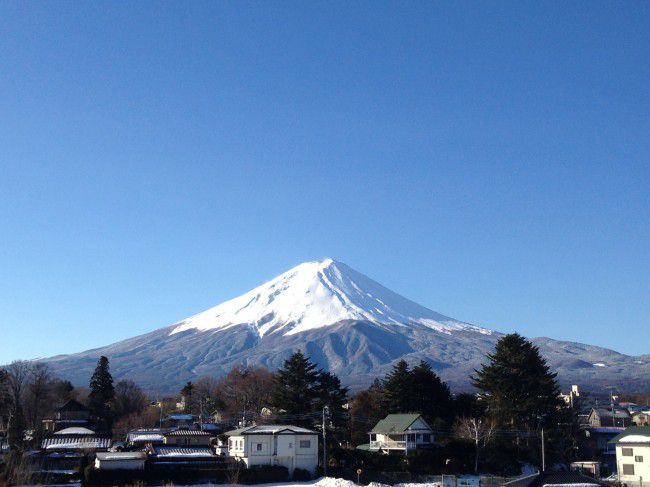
[
  {"left": 370, "top": 414, "right": 425, "bottom": 433},
  {"left": 608, "top": 426, "right": 650, "bottom": 444}
]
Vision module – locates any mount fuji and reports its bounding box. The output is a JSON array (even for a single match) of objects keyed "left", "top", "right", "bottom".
[{"left": 42, "top": 259, "right": 650, "bottom": 393}]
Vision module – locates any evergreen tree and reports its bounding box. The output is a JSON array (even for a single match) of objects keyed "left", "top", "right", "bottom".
[
  {"left": 349, "top": 379, "right": 384, "bottom": 445},
  {"left": 410, "top": 360, "right": 453, "bottom": 421},
  {"left": 88, "top": 356, "right": 115, "bottom": 429},
  {"left": 315, "top": 371, "right": 349, "bottom": 431},
  {"left": 383, "top": 360, "right": 413, "bottom": 413},
  {"left": 471, "top": 333, "right": 563, "bottom": 430},
  {"left": 271, "top": 351, "right": 320, "bottom": 427}
]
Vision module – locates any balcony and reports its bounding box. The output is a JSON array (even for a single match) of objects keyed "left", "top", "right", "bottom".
[{"left": 369, "top": 440, "right": 418, "bottom": 450}]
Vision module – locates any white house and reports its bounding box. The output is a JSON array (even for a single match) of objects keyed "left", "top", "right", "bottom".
[
  {"left": 612, "top": 427, "right": 650, "bottom": 487},
  {"left": 224, "top": 424, "right": 319, "bottom": 475},
  {"left": 94, "top": 451, "right": 146, "bottom": 470},
  {"left": 367, "top": 413, "right": 434, "bottom": 454}
]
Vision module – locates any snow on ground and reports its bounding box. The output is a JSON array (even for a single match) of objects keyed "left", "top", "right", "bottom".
[
  {"left": 168, "top": 476, "right": 478, "bottom": 487},
  {"left": 592, "top": 363, "right": 606, "bottom": 367}
]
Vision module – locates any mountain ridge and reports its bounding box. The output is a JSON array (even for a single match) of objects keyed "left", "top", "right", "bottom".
[{"left": 39, "top": 258, "right": 650, "bottom": 394}]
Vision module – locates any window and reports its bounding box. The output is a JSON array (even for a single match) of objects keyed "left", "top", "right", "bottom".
[
  {"left": 289, "top": 442, "right": 293, "bottom": 448},
  {"left": 622, "top": 464, "right": 635, "bottom": 476},
  {"left": 622, "top": 448, "right": 634, "bottom": 456},
  {"left": 370, "top": 434, "right": 376, "bottom": 441},
  {"left": 422, "top": 434, "right": 431, "bottom": 443},
  {"left": 256, "top": 443, "right": 263, "bottom": 451},
  {"left": 299, "top": 440, "right": 311, "bottom": 448},
  {"left": 635, "top": 456, "right": 643, "bottom": 462}
]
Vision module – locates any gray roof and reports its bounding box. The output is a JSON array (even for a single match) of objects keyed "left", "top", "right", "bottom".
[
  {"left": 609, "top": 426, "right": 650, "bottom": 444},
  {"left": 165, "top": 429, "right": 212, "bottom": 436},
  {"left": 96, "top": 452, "right": 146, "bottom": 461},
  {"left": 127, "top": 430, "right": 166, "bottom": 443},
  {"left": 225, "top": 424, "right": 318, "bottom": 436},
  {"left": 152, "top": 446, "right": 216, "bottom": 458},
  {"left": 42, "top": 436, "right": 111, "bottom": 451},
  {"left": 592, "top": 407, "right": 631, "bottom": 418}
]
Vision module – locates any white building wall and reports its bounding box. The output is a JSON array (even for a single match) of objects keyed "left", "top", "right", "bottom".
[
  {"left": 616, "top": 444, "right": 650, "bottom": 487},
  {"left": 227, "top": 433, "right": 318, "bottom": 474}
]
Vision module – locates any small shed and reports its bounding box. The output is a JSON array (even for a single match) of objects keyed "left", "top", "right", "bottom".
[{"left": 95, "top": 451, "right": 146, "bottom": 470}]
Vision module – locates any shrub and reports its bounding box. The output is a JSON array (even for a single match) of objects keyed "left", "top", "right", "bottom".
[{"left": 293, "top": 468, "right": 312, "bottom": 481}]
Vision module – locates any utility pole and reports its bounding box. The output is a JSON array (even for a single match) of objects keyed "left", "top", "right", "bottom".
[
  {"left": 541, "top": 427, "right": 545, "bottom": 472},
  {"left": 322, "top": 405, "right": 330, "bottom": 477}
]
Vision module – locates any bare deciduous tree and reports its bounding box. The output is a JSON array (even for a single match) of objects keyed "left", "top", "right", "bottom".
[{"left": 454, "top": 416, "right": 496, "bottom": 473}]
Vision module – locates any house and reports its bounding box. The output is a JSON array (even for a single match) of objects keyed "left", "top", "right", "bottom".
[
  {"left": 611, "top": 426, "right": 650, "bottom": 487},
  {"left": 582, "top": 427, "right": 626, "bottom": 472},
  {"left": 41, "top": 431, "right": 111, "bottom": 452},
  {"left": 147, "top": 445, "right": 225, "bottom": 470},
  {"left": 162, "top": 414, "right": 195, "bottom": 429},
  {"left": 631, "top": 412, "right": 650, "bottom": 427},
  {"left": 367, "top": 413, "right": 434, "bottom": 454},
  {"left": 163, "top": 428, "right": 212, "bottom": 446},
  {"left": 42, "top": 399, "right": 91, "bottom": 433},
  {"left": 126, "top": 429, "right": 166, "bottom": 447},
  {"left": 94, "top": 451, "right": 146, "bottom": 470},
  {"left": 570, "top": 461, "right": 601, "bottom": 478},
  {"left": 588, "top": 407, "right": 632, "bottom": 428},
  {"left": 224, "top": 424, "right": 319, "bottom": 475}
]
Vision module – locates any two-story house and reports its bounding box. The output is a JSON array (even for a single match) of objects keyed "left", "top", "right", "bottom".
[
  {"left": 611, "top": 426, "right": 650, "bottom": 487},
  {"left": 224, "top": 424, "right": 319, "bottom": 475},
  {"left": 368, "top": 413, "right": 434, "bottom": 454},
  {"left": 588, "top": 407, "right": 632, "bottom": 428},
  {"left": 42, "top": 399, "right": 91, "bottom": 433}
]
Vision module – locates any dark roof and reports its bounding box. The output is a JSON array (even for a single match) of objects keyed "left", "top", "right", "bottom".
[
  {"left": 504, "top": 471, "right": 610, "bottom": 487},
  {"left": 591, "top": 407, "right": 631, "bottom": 419},
  {"left": 58, "top": 399, "right": 89, "bottom": 412},
  {"left": 371, "top": 414, "right": 428, "bottom": 433},
  {"left": 609, "top": 426, "right": 650, "bottom": 444},
  {"left": 225, "top": 424, "right": 318, "bottom": 436},
  {"left": 165, "top": 429, "right": 212, "bottom": 437}
]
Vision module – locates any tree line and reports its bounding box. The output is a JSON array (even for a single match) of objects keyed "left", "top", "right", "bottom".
[{"left": 2, "top": 333, "right": 570, "bottom": 474}]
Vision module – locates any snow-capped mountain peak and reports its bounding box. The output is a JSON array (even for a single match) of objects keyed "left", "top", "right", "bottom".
[{"left": 169, "top": 258, "right": 492, "bottom": 337}]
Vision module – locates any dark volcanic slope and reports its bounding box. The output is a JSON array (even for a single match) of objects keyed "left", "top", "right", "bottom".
[{"left": 42, "top": 320, "right": 650, "bottom": 394}]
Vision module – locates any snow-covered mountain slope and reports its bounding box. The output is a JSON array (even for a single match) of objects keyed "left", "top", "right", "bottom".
[
  {"left": 38, "top": 259, "right": 650, "bottom": 393},
  {"left": 170, "top": 258, "right": 492, "bottom": 338}
]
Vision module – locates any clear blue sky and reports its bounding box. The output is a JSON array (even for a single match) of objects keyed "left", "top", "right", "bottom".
[{"left": 1, "top": 2, "right": 649, "bottom": 363}]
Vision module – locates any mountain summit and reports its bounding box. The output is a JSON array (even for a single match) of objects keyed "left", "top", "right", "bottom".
[
  {"left": 170, "top": 258, "right": 492, "bottom": 338},
  {"left": 41, "top": 259, "right": 649, "bottom": 393}
]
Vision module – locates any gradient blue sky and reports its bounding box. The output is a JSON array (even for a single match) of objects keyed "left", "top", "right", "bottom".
[{"left": 1, "top": 2, "right": 649, "bottom": 363}]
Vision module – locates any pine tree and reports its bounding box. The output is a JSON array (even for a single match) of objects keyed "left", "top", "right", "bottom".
[
  {"left": 471, "top": 333, "right": 563, "bottom": 430},
  {"left": 410, "top": 360, "right": 453, "bottom": 421},
  {"left": 315, "top": 371, "right": 349, "bottom": 431},
  {"left": 383, "top": 360, "right": 413, "bottom": 413},
  {"left": 271, "top": 351, "right": 320, "bottom": 427},
  {"left": 88, "top": 356, "right": 115, "bottom": 430}
]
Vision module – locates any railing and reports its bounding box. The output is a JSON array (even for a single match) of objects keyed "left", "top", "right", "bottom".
[{"left": 369, "top": 440, "right": 408, "bottom": 449}]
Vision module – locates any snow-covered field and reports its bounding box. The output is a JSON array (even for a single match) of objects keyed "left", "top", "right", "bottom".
[{"left": 170, "top": 477, "right": 472, "bottom": 487}]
